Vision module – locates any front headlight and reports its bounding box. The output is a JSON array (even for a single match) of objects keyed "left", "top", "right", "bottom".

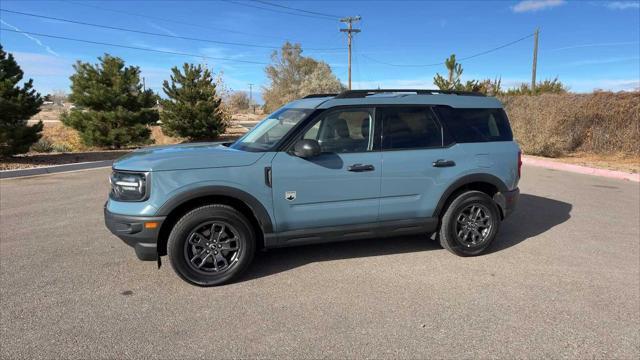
[{"left": 109, "top": 171, "right": 149, "bottom": 201}]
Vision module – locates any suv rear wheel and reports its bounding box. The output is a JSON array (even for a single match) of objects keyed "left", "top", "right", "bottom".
[
  {"left": 167, "top": 204, "right": 255, "bottom": 286},
  {"left": 439, "top": 190, "right": 500, "bottom": 256}
]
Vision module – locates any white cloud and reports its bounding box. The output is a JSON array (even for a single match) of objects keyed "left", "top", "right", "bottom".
[
  {"left": 605, "top": 1, "right": 640, "bottom": 10},
  {"left": 512, "top": 0, "right": 566, "bottom": 13},
  {"left": 1, "top": 20, "right": 59, "bottom": 56},
  {"left": 548, "top": 41, "right": 640, "bottom": 51},
  {"left": 567, "top": 78, "right": 640, "bottom": 92},
  {"left": 564, "top": 56, "right": 640, "bottom": 66}
]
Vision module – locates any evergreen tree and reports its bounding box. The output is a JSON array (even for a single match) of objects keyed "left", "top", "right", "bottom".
[
  {"left": 62, "top": 54, "right": 158, "bottom": 148},
  {"left": 0, "top": 45, "right": 44, "bottom": 156},
  {"left": 433, "top": 54, "right": 464, "bottom": 91},
  {"left": 160, "top": 63, "right": 228, "bottom": 140}
]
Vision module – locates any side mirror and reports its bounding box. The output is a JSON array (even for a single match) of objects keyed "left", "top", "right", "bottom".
[{"left": 292, "top": 139, "right": 321, "bottom": 158}]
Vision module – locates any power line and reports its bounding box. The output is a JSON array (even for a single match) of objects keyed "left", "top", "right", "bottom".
[
  {"left": 224, "top": 0, "right": 337, "bottom": 21},
  {"left": 253, "top": 0, "right": 340, "bottom": 19},
  {"left": 362, "top": 32, "right": 536, "bottom": 67},
  {"left": 0, "top": 28, "right": 270, "bottom": 65},
  {"left": 458, "top": 32, "right": 536, "bottom": 61},
  {"left": 63, "top": 0, "right": 337, "bottom": 45},
  {"left": 0, "top": 9, "right": 343, "bottom": 51},
  {"left": 63, "top": 0, "right": 281, "bottom": 40}
]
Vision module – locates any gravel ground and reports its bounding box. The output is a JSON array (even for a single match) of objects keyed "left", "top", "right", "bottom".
[{"left": 0, "top": 165, "right": 638, "bottom": 359}]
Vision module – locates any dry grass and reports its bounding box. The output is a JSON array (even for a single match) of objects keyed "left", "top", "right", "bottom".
[
  {"left": 501, "top": 92, "right": 640, "bottom": 158},
  {"left": 39, "top": 123, "right": 86, "bottom": 152}
]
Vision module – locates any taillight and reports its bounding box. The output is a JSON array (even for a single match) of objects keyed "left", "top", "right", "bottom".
[{"left": 517, "top": 151, "right": 523, "bottom": 178}]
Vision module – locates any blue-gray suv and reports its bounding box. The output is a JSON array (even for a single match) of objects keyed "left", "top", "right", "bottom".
[{"left": 105, "top": 89, "right": 521, "bottom": 286}]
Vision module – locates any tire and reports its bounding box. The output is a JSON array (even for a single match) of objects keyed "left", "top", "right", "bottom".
[
  {"left": 439, "top": 190, "right": 500, "bottom": 256},
  {"left": 167, "top": 204, "right": 255, "bottom": 286}
]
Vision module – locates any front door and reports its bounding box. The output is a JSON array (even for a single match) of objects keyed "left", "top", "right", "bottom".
[{"left": 271, "top": 107, "right": 381, "bottom": 232}]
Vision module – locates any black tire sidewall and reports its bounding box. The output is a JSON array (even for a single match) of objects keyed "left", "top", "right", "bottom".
[
  {"left": 167, "top": 205, "right": 255, "bottom": 286},
  {"left": 440, "top": 191, "right": 500, "bottom": 256}
]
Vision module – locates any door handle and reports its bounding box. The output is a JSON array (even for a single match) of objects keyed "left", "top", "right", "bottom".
[
  {"left": 348, "top": 163, "right": 375, "bottom": 172},
  {"left": 432, "top": 159, "right": 456, "bottom": 168}
]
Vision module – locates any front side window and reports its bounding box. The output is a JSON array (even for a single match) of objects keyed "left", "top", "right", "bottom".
[
  {"left": 379, "top": 107, "right": 442, "bottom": 150},
  {"left": 301, "top": 108, "right": 374, "bottom": 153},
  {"left": 231, "top": 107, "right": 313, "bottom": 152},
  {"left": 435, "top": 106, "right": 513, "bottom": 143}
]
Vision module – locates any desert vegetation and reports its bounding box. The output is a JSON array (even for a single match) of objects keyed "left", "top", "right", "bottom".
[{"left": 503, "top": 92, "right": 639, "bottom": 157}]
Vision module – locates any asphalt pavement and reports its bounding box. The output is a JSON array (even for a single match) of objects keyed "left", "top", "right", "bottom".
[{"left": 1, "top": 165, "right": 638, "bottom": 359}]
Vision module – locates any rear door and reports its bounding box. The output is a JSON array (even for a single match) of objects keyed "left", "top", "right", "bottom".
[
  {"left": 378, "top": 106, "right": 462, "bottom": 221},
  {"left": 271, "top": 107, "right": 382, "bottom": 232}
]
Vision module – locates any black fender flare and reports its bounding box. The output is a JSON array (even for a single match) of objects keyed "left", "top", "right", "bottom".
[
  {"left": 156, "top": 186, "right": 274, "bottom": 234},
  {"left": 433, "top": 173, "right": 509, "bottom": 217}
]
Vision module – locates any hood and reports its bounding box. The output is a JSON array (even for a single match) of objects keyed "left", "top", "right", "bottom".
[{"left": 113, "top": 143, "right": 265, "bottom": 171}]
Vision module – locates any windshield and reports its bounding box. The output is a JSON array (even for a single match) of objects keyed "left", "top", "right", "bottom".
[{"left": 230, "top": 107, "right": 314, "bottom": 152}]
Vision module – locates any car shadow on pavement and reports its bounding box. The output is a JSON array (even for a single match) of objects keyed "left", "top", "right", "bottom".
[
  {"left": 240, "top": 193, "right": 572, "bottom": 282},
  {"left": 488, "top": 193, "right": 572, "bottom": 253}
]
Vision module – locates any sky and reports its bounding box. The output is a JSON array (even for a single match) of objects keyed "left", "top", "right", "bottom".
[{"left": 0, "top": 0, "right": 639, "bottom": 103}]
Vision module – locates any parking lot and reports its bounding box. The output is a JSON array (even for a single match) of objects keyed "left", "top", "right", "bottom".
[{"left": 1, "top": 165, "right": 638, "bottom": 359}]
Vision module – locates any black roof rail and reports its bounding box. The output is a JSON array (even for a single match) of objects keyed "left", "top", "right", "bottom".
[
  {"left": 302, "top": 93, "right": 340, "bottom": 99},
  {"left": 334, "top": 89, "right": 485, "bottom": 99}
]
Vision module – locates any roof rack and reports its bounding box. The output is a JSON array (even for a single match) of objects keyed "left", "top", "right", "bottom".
[
  {"left": 303, "top": 93, "right": 340, "bottom": 99},
  {"left": 334, "top": 89, "right": 485, "bottom": 99}
]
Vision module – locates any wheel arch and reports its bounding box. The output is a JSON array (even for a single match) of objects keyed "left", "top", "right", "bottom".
[
  {"left": 155, "top": 186, "right": 273, "bottom": 256},
  {"left": 434, "top": 173, "right": 509, "bottom": 219}
]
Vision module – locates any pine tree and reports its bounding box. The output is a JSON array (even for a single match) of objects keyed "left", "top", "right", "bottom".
[
  {"left": 0, "top": 45, "right": 44, "bottom": 156},
  {"left": 433, "top": 54, "right": 464, "bottom": 91},
  {"left": 61, "top": 54, "right": 158, "bottom": 148},
  {"left": 160, "top": 63, "right": 229, "bottom": 140}
]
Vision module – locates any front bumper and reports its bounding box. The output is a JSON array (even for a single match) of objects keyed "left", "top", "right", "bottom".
[
  {"left": 493, "top": 187, "right": 520, "bottom": 219},
  {"left": 104, "top": 205, "right": 165, "bottom": 261}
]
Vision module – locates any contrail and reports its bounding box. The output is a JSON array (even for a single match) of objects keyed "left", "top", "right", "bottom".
[{"left": 0, "top": 19, "right": 59, "bottom": 56}]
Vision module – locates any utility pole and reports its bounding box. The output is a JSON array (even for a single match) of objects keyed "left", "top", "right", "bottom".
[
  {"left": 248, "top": 83, "right": 254, "bottom": 114},
  {"left": 531, "top": 28, "right": 539, "bottom": 93},
  {"left": 142, "top": 77, "right": 146, "bottom": 91},
  {"left": 340, "top": 16, "right": 361, "bottom": 90}
]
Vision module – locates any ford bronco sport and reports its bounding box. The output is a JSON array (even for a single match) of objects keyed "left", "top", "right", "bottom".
[{"left": 105, "top": 89, "right": 521, "bottom": 286}]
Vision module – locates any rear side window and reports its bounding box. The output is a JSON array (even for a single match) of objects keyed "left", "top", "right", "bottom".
[
  {"left": 378, "top": 107, "right": 442, "bottom": 150},
  {"left": 435, "top": 106, "right": 513, "bottom": 143}
]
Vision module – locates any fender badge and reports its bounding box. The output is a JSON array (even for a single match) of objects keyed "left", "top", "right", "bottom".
[{"left": 285, "top": 191, "right": 296, "bottom": 201}]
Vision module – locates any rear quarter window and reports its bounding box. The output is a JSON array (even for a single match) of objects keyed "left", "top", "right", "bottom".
[{"left": 436, "top": 106, "right": 513, "bottom": 143}]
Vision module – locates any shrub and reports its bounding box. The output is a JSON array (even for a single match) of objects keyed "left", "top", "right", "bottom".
[
  {"left": 228, "top": 91, "right": 250, "bottom": 112},
  {"left": 505, "top": 77, "right": 568, "bottom": 95},
  {"left": 263, "top": 42, "right": 344, "bottom": 112},
  {"left": 31, "top": 139, "right": 54, "bottom": 153},
  {"left": 0, "top": 45, "right": 44, "bottom": 156},
  {"left": 61, "top": 54, "right": 158, "bottom": 148},
  {"left": 51, "top": 143, "right": 72, "bottom": 153},
  {"left": 501, "top": 92, "right": 640, "bottom": 157}
]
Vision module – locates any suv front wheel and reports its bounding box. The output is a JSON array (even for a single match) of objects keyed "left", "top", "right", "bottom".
[
  {"left": 439, "top": 190, "right": 500, "bottom": 256},
  {"left": 167, "top": 204, "right": 255, "bottom": 286}
]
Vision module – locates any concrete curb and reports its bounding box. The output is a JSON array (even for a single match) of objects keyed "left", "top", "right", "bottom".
[
  {"left": 522, "top": 156, "right": 639, "bottom": 182},
  {"left": 0, "top": 160, "right": 113, "bottom": 179}
]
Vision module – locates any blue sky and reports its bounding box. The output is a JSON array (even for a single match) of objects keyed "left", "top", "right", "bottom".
[{"left": 1, "top": 0, "right": 638, "bottom": 102}]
